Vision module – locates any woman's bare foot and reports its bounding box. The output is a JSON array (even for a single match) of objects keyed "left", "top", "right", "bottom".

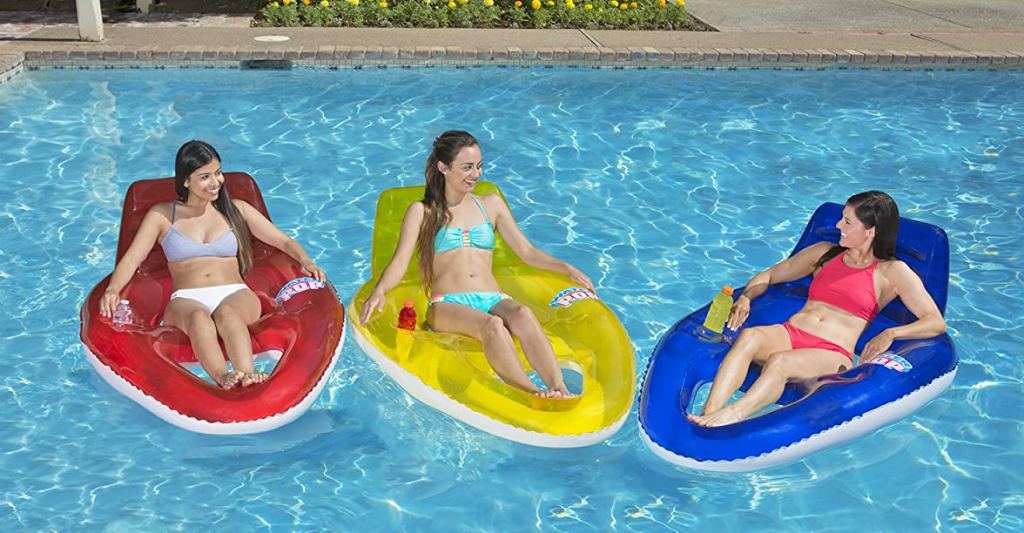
[
  {"left": 534, "top": 387, "right": 578, "bottom": 399},
  {"left": 240, "top": 370, "right": 268, "bottom": 387},
  {"left": 219, "top": 370, "right": 245, "bottom": 389},
  {"left": 688, "top": 405, "right": 745, "bottom": 427}
]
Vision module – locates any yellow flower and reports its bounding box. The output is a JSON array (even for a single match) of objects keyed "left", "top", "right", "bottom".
[
  {"left": 352, "top": 0, "right": 358, "bottom": 4},
  {"left": 448, "top": 0, "right": 456, "bottom": 6},
  {"left": 629, "top": 1, "right": 636, "bottom": 6},
  {"left": 379, "top": 0, "right": 387, "bottom": 5},
  {"left": 321, "top": 0, "right": 329, "bottom": 4},
  {"left": 484, "top": 0, "right": 494, "bottom": 5},
  {"left": 514, "top": 0, "right": 521, "bottom": 5},
  {"left": 282, "top": 0, "right": 292, "bottom": 4},
  {"left": 460, "top": 0, "right": 468, "bottom": 4},
  {"left": 584, "top": 3, "right": 591, "bottom": 8},
  {"left": 658, "top": 0, "right": 665, "bottom": 6},
  {"left": 619, "top": 2, "right": 626, "bottom": 8},
  {"left": 609, "top": 0, "right": 616, "bottom": 5},
  {"left": 546, "top": 0, "right": 554, "bottom": 4},
  {"left": 531, "top": 0, "right": 540, "bottom": 8},
  {"left": 566, "top": 0, "right": 575, "bottom": 7},
  {"left": 272, "top": 1, "right": 279, "bottom": 5},
  {"left": 302, "top": 0, "right": 310, "bottom": 4},
  {"left": 676, "top": 0, "right": 684, "bottom": 4}
]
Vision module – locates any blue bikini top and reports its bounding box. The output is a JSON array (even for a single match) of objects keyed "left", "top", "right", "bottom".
[
  {"left": 433, "top": 196, "right": 496, "bottom": 254},
  {"left": 160, "top": 202, "right": 237, "bottom": 263}
]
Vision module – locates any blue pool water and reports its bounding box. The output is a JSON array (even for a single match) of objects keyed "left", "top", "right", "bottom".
[{"left": 1, "top": 66, "right": 1021, "bottom": 532}]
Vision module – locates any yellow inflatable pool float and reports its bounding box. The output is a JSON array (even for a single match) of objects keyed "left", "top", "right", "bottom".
[{"left": 349, "top": 183, "right": 636, "bottom": 447}]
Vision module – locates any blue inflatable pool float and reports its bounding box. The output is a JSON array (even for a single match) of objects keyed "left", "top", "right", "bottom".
[{"left": 638, "top": 202, "right": 957, "bottom": 472}]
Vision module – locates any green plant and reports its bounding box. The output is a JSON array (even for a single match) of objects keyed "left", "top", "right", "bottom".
[{"left": 256, "top": 0, "right": 694, "bottom": 30}]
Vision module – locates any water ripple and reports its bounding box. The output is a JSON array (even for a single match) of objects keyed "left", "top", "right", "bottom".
[{"left": 0, "top": 66, "right": 1021, "bottom": 532}]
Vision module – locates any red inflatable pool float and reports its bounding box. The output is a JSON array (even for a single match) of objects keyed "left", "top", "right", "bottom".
[{"left": 79, "top": 173, "right": 346, "bottom": 434}]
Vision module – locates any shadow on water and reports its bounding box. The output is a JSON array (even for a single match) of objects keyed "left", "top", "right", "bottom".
[{"left": 169, "top": 408, "right": 381, "bottom": 465}]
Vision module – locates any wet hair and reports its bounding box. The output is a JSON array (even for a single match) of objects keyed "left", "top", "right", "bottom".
[
  {"left": 174, "top": 140, "right": 253, "bottom": 278},
  {"left": 416, "top": 130, "right": 479, "bottom": 293},
  {"left": 816, "top": 190, "right": 900, "bottom": 268}
]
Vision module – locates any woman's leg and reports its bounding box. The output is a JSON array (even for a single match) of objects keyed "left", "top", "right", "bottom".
[
  {"left": 695, "top": 325, "right": 791, "bottom": 416},
  {"left": 164, "top": 298, "right": 241, "bottom": 388},
  {"left": 212, "top": 289, "right": 263, "bottom": 387},
  {"left": 489, "top": 299, "right": 573, "bottom": 398},
  {"left": 692, "top": 348, "right": 850, "bottom": 427},
  {"left": 427, "top": 301, "right": 541, "bottom": 394}
]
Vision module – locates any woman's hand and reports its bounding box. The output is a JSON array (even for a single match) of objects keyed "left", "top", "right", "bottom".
[
  {"left": 727, "top": 295, "right": 751, "bottom": 331},
  {"left": 566, "top": 265, "right": 595, "bottom": 293},
  {"left": 359, "top": 288, "right": 387, "bottom": 326},
  {"left": 860, "top": 329, "right": 896, "bottom": 362},
  {"left": 301, "top": 259, "right": 325, "bottom": 282},
  {"left": 99, "top": 288, "right": 121, "bottom": 318}
]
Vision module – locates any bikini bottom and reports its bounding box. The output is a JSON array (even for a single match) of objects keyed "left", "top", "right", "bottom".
[
  {"left": 428, "top": 291, "right": 511, "bottom": 314},
  {"left": 170, "top": 283, "right": 249, "bottom": 314},
  {"left": 782, "top": 322, "right": 854, "bottom": 361}
]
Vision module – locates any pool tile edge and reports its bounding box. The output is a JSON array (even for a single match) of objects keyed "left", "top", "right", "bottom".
[
  {"left": 11, "top": 46, "right": 1024, "bottom": 70},
  {"left": 0, "top": 52, "right": 25, "bottom": 83}
]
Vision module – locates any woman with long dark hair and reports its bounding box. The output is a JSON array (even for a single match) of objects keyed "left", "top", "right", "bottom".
[
  {"left": 99, "top": 140, "right": 325, "bottom": 389},
  {"left": 688, "top": 191, "right": 947, "bottom": 427},
  {"left": 359, "top": 131, "right": 593, "bottom": 398}
]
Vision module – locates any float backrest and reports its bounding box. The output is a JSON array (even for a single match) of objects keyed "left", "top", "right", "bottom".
[
  {"left": 790, "top": 202, "right": 950, "bottom": 321},
  {"left": 116, "top": 173, "right": 271, "bottom": 274}
]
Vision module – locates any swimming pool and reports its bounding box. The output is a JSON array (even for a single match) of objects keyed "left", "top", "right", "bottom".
[{"left": 1, "top": 66, "right": 1021, "bottom": 532}]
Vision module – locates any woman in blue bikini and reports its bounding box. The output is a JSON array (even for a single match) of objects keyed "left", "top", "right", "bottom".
[
  {"left": 359, "top": 130, "right": 594, "bottom": 398},
  {"left": 99, "top": 140, "right": 325, "bottom": 389}
]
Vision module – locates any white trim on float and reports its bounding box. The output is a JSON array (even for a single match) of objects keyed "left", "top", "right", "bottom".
[
  {"left": 82, "top": 325, "right": 345, "bottom": 435},
  {"left": 350, "top": 322, "right": 627, "bottom": 448},
  {"left": 639, "top": 367, "right": 957, "bottom": 472}
]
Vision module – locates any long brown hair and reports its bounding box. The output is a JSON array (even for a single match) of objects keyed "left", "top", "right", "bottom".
[
  {"left": 416, "top": 131, "right": 479, "bottom": 292},
  {"left": 816, "top": 190, "right": 900, "bottom": 268},
  {"left": 174, "top": 140, "right": 254, "bottom": 278}
]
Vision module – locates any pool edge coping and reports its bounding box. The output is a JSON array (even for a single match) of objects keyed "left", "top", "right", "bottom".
[{"left": 2, "top": 47, "right": 1022, "bottom": 78}]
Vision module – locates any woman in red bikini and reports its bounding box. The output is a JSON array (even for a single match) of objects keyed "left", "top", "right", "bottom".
[{"left": 688, "top": 191, "right": 947, "bottom": 427}]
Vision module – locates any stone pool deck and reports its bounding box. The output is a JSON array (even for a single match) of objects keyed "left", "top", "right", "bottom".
[{"left": 1, "top": 1, "right": 1023, "bottom": 77}]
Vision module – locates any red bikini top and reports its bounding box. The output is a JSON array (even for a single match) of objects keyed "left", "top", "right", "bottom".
[{"left": 807, "top": 251, "right": 880, "bottom": 322}]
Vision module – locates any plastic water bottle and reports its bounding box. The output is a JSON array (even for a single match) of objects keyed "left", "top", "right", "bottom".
[
  {"left": 397, "top": 300, "right": 417, "bottom": 331},
  {"left": 112, "top": 299, "right": 134, "bottom": 326},
  {"left": 702, "top": 286, "right": 734, "bottom": 334}
]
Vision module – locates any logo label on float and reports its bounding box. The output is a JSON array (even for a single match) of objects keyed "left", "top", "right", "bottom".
[
  {"left": 550, "top": 287, "right": 598, "bottom": 308},
  {"left": 275, "top": 277, "right": 326, "bottom": 303},
  {"left": 868, "top": 353, "right": 913, "bottom": 373}
]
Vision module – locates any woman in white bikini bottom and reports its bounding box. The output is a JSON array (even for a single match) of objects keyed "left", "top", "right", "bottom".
[{"left": 170, "top": 284, "right": 250, "bottom": 314}]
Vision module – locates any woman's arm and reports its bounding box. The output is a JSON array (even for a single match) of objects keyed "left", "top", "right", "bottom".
[
  {"left": 727, "top": 241, "right": 833, "bottom": 329},
  {"left": 860, "top": 261, "right": 947, "bottom": 361},
  {"left": 99, "top": 207, "right": 166, "bottom": 317},
  {"left": 359, "top": 202, "right": 425, "bottom": 325},
  {"left": 486, "top": 195, "right": 594, "bottom": 292},
  {"left": 235, "top": 200, "right": 325, "bottom": 282}
]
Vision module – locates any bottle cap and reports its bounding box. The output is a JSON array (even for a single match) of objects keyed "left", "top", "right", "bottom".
[
  {"left": 722, "top": 286, "right": 734, "bottom": 295},
  {"left": 120, "top": 299, "right": 130, "bottom": 304},
  {"left": 403, "top": 300, "right": 414, "bottom": 308}
]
